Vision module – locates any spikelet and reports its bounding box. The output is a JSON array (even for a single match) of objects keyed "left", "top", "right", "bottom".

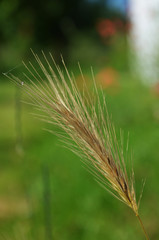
[{"left": 6, "top": 51, "right": 149, "bottom": 240}]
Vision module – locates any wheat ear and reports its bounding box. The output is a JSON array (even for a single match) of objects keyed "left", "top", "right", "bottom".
[{"left": 6, "top": 51, "right": 149, "bottom": 239}]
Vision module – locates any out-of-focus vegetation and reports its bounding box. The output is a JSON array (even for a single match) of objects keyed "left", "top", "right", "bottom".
[
  {"left": 0, "top": 0, "right": 128, "bottom": 72},
  {"left": 0, "top": 0, "right": 159, "bottom": 239}
]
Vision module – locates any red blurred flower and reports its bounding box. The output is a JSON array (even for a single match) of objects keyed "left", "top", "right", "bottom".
[
  {"left": 114, "top": 19, "right": 123, "bottom": 31},
  {"left": 96, "top": 19, "right": 116, "bottom": 38},
  {"left": 96, "top": 18, "right": 130, "bottom": 38}
]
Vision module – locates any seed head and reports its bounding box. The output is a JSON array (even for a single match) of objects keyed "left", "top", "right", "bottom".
[{"left": 7, "top": 51, "right": 139, "bottom": 216}]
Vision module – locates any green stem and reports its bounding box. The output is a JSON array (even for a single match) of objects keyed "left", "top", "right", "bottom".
[{"left": 136, "top": 214, "right": 150, "bottom": 240}]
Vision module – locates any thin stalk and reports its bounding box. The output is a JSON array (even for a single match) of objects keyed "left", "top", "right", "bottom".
[{"left": 136, "top": 214, "right": 149, "bottom": 240}]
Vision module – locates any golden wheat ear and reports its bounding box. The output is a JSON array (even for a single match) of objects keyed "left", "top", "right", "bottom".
[{"left": 6, "top": 51, "right": 150, "bottom": 240}]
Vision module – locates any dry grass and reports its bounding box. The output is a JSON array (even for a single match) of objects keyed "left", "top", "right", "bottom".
[{"left": 5, "top": 51, "right": 149, "bottom": 239}]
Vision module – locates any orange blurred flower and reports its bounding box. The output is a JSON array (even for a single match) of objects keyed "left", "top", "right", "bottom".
[{"left": 96, "top": 67, "right": 119, "bottom": 90}]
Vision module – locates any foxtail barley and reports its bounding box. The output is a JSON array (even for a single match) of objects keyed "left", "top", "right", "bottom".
[{"left": 6, "top": 51, "right": 149, "bottom": 239}]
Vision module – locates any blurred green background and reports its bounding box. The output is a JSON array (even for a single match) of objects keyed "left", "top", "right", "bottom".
[{"left": 0, "top": 0, "right": 159, "bottom": 239}]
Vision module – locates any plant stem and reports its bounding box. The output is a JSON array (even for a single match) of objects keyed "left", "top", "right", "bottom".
[{"left": 136, "top": 214, "right": 150, "bottom": 240}]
